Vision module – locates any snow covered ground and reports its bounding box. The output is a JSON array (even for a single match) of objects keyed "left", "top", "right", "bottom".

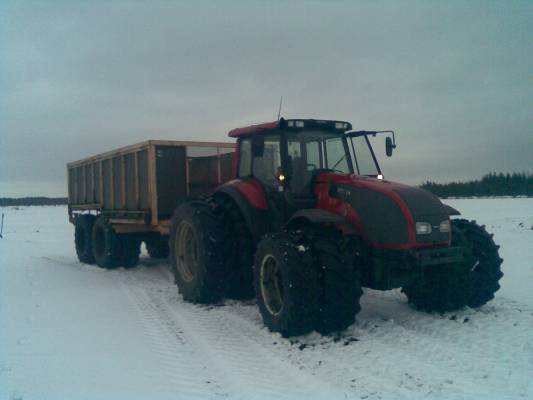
[{"left": 1, "top": 198, "right": 532, "bottom": 400}]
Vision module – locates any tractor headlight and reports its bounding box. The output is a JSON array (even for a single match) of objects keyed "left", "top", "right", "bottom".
[
  {"left": 416, "top": 222, "right": 432, "bottom": 235},
  {"left": 439, "top": 220, "right": 451, "bottom": 233}
]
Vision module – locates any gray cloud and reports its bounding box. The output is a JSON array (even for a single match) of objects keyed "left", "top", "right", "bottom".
[{"left": 1, "top": 0, "right": 532, "bottom": 196}]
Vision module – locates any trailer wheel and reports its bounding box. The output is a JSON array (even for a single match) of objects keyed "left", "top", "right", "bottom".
[
  {"left": 121, "top": 235, "right": 140, "bottom": 268},
  {"left": 145, "top": 236, "right": 169, "bottom": 259},
  {"left": 402, "top": 219, "right": 503, "bottom": 312},
  {"left": 169, "top": 201, "right": 225, "bottom": 303},
  {"left": 74, "top": 215, "right": 96, "bottom": 264},
  {"left": 214, "top": 195, "right": 255, "bottom": 299},
  {"left": 92, "top": 216, "right": 122, "bottom": 269},
  {"left": 312, "top": 229, "right": 362, "bottom": 334},
  {"left": 254, "top": 231, "right": 320, "bottom": 337}
]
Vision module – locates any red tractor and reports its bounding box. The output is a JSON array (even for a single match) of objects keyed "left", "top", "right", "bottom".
[{"left": 169, "top": 118, "right": 503, "bottom": 337}]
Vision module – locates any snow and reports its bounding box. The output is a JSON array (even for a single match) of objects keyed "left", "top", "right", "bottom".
[{"left": 1, "top": 199, "right": 532, "bottom": 400}]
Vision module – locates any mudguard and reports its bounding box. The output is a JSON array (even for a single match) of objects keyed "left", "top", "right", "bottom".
[
  {"left": 443, "top": 204, "right": 461, "bottom": 216},
  {"left": 214, "top": 182, "right": 271, "bottom": 241}
]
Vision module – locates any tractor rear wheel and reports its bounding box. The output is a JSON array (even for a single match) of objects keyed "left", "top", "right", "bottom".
[
  {"left": 74, "top": 214, "right": 96, "bottom": 264},
  {"left": 169, "top": 201, "right": 225, "bottom": 303},
  {"left": 254, "top": 232, "right": 320, "bottom": 337},
  {"left": 403, "top": 219, "right": 503, "bottom": 312}
]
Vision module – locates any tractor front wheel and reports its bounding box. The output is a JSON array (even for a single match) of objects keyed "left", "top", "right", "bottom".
[
  {"left": 403, "top": 219, "right": 503, "bottom": 312},
  {"left": 254, "top": 232, "right": 320, "bottom": 337}
]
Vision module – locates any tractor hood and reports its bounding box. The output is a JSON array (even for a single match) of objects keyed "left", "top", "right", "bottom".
[{"left": 316, "top": 173, "right": 452, "bottom": 249}]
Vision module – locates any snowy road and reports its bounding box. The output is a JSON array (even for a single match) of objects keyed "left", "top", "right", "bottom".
[{"left": 1, "top": 199, "right": 532, "bottom": 400}]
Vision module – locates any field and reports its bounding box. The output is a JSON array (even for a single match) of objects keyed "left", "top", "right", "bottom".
[{"left": 1, "top": 198, "right": 532, "bottom": 400}]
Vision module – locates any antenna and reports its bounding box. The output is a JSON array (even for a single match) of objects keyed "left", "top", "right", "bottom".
[{"left": 277, "top": 96, "right": 283, "bottom": 120}]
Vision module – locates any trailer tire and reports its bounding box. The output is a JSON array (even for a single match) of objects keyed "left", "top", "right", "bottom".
[
  {"left": 74, "top": 215, "right": 96, "bottom": 264},
  {"left": 402, "top": 219, "right": 503, "bottom": 312},
  {"left": 121, "top": 235, "right": 140, "bottom": 268},
  {"left": 145, "top": 236, "right": 169, "bottom": 259},
  {"left": 313, "top": 229, "right": 362, "bottom": 334},
  {"left": 92, "top": 216, "right": 122, "bottom": 269},
  {"left": 214, "top": 196, "right": 255, "bottom": 299},
  {"left": 254, "top": 231, "right": 320, "bottom": 337},
  {"left": 169, "top": 201, "right": 225, "bottom": 303}
]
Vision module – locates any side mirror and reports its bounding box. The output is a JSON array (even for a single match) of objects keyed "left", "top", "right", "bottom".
[
  {"left": 385, "top": 136, "right": 396, "bottom": 157},
  {"left": 251, "top": 135, "right": 265, "bottom": 157}
]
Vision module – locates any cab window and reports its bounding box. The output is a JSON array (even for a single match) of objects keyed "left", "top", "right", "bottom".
[
  {"left": 252, "top": 134, "right": 282, "bottom": 188},
  {"left": 238, "top": 138, "right": 252, "bottom": 177}
]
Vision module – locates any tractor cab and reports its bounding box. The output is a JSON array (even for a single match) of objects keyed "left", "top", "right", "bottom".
[{"left": 228, "top": 118, "right": 395, "bottom": 216}]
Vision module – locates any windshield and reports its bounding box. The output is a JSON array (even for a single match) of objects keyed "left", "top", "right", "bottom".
[
  {"left": 285, "top": 130, "right": 381, "bottom": 193},
  {"left": 286, "top": 130, "right": 352, "bottom": 193},
  {"left": 347, "top": 135, "right": 380, "bottom": 176}
]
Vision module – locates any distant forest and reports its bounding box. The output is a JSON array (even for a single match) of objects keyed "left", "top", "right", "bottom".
[
  {"left": 421, "top": 172, "right": 533, "bottom": 198},
  {"left": 0, "top": 197, "right": 68, "bottom": 207},
  {"left": 1, "top": 172, "right": 532, "bottom": 205}
]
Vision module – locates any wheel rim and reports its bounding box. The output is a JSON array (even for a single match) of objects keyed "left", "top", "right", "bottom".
[
  {"left": 175, "top": 222, "right": 198, "bottom": 283},
  {"left": 260, "top": 254, "right": 285, "bottom": 316}
]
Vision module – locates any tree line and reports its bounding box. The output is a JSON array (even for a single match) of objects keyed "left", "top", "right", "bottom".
[
  {"left": 421, "top": 172, "right": 533, "bottom": 198},
  {"left": 1, "top": 172, "right": 532, "bottom": 205},
  {"left": 0, "top": 197, "right": 68, "bottom": 207}
]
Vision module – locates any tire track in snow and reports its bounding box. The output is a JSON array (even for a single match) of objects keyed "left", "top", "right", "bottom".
[
  {"left": 116, "top": 275, "right": 232, "bottom": 400},
  {"left": 120, "top": 265, "right": 344, "bottom": 400}
]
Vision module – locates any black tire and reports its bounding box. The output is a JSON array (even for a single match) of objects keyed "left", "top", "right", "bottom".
[
  {"left": 121, "top": 234, "right": 140, "bottom": 268},
  {"left": 313, "top": 229, "right": 362, "bottom": 334},
  {"left": 403, "top": 219, "right": 503, "bottom": 312},
  {"left": 145, "top": 235, "right": 169, "bottom": 259},
  {"left": 453, "top": 219, "right": 504, "bottom": 308},
  {"left": 169, "top": 201, "right": 226, "bottom": 303},
  {"left": 214, "top": 195, "right": 255, "bottom": 299},
  {"left": 254, "top": 231, "right": 320, "bottom": 337},
  {"left": 74, "top": 215, "right": 96, "bottom": 264},
  {"left": 92, "top": 215, "right": 122, "bottom": 269}
]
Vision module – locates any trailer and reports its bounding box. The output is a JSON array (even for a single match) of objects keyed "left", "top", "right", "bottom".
[{"left": 68, "top": 140, "right": 234, "bottom": 265}]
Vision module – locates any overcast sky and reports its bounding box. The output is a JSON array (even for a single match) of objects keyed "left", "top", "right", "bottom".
[{"left": 1, "top": 0, "right": 532, "bottom": 197}]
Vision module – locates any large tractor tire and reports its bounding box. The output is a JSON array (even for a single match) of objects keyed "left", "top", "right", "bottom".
[
  {"left": 145, "top": 235, "right": 169, "bottom": 259},
  {"left": 169, "top": 201, "right": 226, "bottom": 303},
  {"left": 92, "top": 216, "right": 123, "bottom": 269},
  {"left": 254, "top": 231, "right": 320, "bottom": 337},
  {"left": 312, "top": 229, "right": 363, "bottom": 334},
  {"left": 403, "top": 219, "right": 503, "bottom": 312},
  {"left": 454, "top": 219, "right": 504, "bottom": 308},
  {"left": 214, "top": 195, "right": 255, "bottom": 299},
  {"left": 74, "top": 214, "right": 96, "bottom": 264}
]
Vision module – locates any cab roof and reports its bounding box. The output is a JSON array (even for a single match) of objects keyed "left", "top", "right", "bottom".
[{"left": 228, "top": 118, "right": 352, "bottom": 138}]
